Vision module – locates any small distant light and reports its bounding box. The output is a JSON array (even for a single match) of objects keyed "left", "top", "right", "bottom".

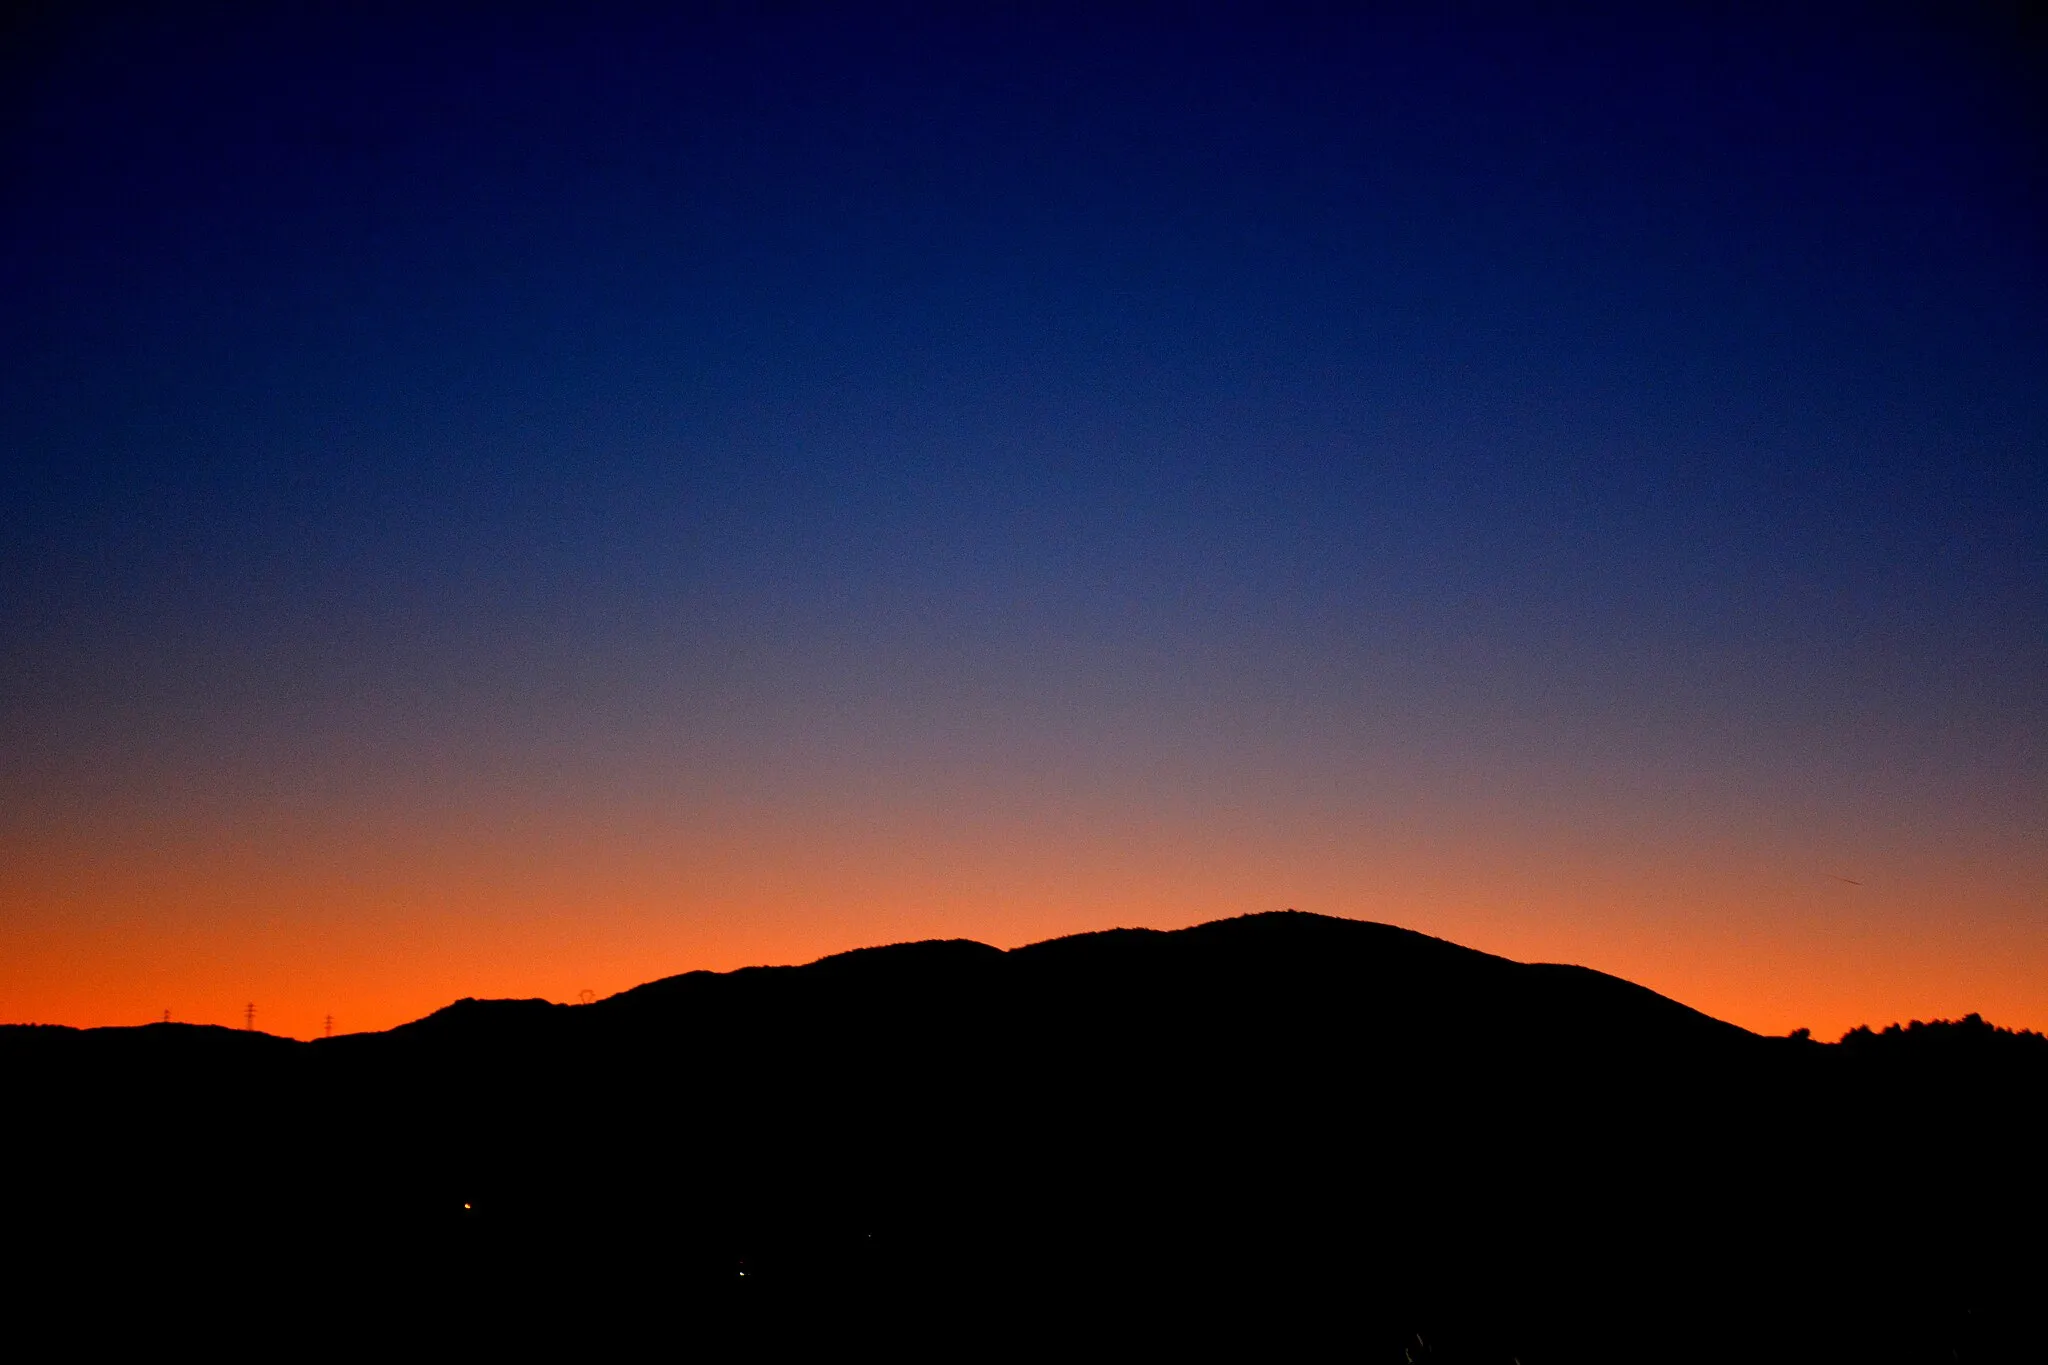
[{"left": 463, "top": 1203, "right": 472, "bottom": 1210}]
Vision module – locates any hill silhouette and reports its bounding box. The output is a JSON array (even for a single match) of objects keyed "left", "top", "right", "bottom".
[{"left": 7, "top": 911, "right": 2042, "bottom": 1360}]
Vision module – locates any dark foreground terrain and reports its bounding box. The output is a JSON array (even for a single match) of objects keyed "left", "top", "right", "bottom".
[{"left": 7, "top": 911, "right": 2044, "bottom": 1360}]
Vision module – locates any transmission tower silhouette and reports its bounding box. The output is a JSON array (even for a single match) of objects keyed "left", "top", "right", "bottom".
[
  {"left": 324, "top": 1014, "right": 333, "bottom": 1038},
  {"left": 244, "top": 1001, "right": 255, "bottom": 1031},
  {"left": 161, "top": 1008, "right": 170, "bottom": 1024}
]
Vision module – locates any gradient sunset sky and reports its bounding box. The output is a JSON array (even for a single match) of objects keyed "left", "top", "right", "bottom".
[{"left": 4, "top": 4, "right": 2042, "bottom": 1040}]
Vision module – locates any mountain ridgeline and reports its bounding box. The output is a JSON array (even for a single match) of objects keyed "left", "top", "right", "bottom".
[{"left": 7, "top": 912, "right": 2043, "bottom": 1360}]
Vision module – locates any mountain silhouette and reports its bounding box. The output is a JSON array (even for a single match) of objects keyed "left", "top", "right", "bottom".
[{"left": 7, "top": 911, "right": 2042, "bottom": 1360}]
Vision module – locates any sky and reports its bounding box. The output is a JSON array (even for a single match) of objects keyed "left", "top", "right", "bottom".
[{"left": 3, "top": 3, "right": 2042, "bottom": 1040}]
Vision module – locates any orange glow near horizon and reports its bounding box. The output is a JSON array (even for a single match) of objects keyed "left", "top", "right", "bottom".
[{"left": 6, "top": 751, "right": 2043, "bottom": 1042}]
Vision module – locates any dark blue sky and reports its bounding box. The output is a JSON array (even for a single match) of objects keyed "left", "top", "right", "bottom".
[{"left": 2, "top": 4, "right": 2043, "bottom": 1034}]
